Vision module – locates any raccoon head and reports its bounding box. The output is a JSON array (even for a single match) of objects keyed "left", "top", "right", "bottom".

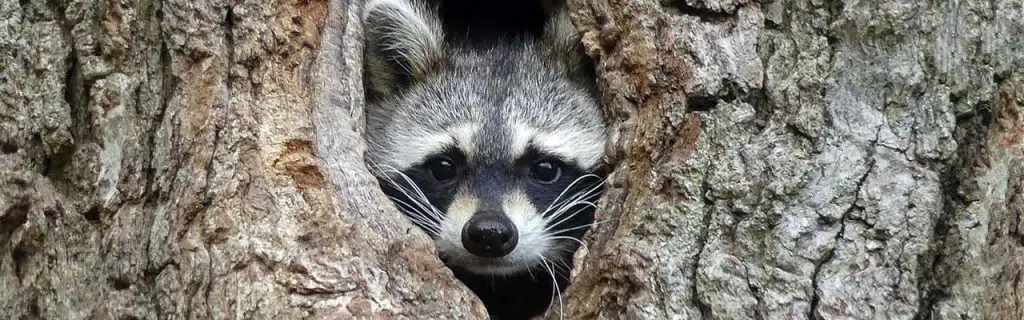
[{"left": 362, "top": 0, "right": 606, "bottom": 276}]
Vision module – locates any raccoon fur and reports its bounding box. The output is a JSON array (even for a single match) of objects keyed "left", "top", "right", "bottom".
[{"left": 361, "top": 0, "right": 607, "bottom": 318}]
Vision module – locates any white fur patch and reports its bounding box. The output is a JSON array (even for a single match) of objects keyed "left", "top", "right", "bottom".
[
  {"left": 450, "top": 123, "right": 477, "bottom": 159},
  {"left": 435, "top": 192, "right": 477, "bottom": 259},
  {"left": 435, "top": 189, "right": 554, "bottom": 275},
  {"left": 387, "top": 123, "right": 478, "bottom": 169},
  {"left": 500, "top": 189, "right": 550, "bottom": 270},
  {"left": 510, "top": 123, "right": 604, "bottom": 169},
  {"left": 390, "top": 131, "right": 454, "bottom": 169},
  {"left": 509, "top": 123, "right": 532, "bottom": 161}
]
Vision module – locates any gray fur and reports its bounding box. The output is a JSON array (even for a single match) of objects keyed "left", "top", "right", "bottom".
[
  {"left": 362, "top": 0, "right": 446, "bottom": 98},
  {"left": 362, "top": 0, "right": 605, "bottom": 172},
  {"left": 360, "top": 0, "right": 602, "bottom": 278},
  {"left": 361, "top": 1, "right": 607, "bottom": 316}
]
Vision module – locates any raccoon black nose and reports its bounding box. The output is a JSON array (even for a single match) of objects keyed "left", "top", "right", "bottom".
[{"left": 461, "top": 213, "right": 518, "bottom": 258}]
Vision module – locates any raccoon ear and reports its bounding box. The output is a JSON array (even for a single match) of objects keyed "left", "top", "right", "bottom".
[
  {"left": 363, "top": 0, "right": 446, "bottom": 97},
  {"left": 541, "top": 5, "right": 593, "bottom": 83}
]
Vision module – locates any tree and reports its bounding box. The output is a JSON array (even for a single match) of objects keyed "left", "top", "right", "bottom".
[
  {"left": 0, "top": 0, "right": 1021, "bottom": 319},
  {"left": 1, "top": 0, "right": 483, "bottom": 318},
  {"left": 553, "top": 0, "right": 1023, "bottom": 319}
]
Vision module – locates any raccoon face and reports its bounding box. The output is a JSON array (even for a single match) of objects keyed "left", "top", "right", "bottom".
[
  {"left": 375, "top": 136, "right": 605, "bottom": 275},
  {"left": 362, "top": 0, "right": 606, "bottom": 275}
]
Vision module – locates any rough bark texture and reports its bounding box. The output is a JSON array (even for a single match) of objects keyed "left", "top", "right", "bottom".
[
  {"left": 554, "top": 0, "right": 1024, "bottom": 319},
  {"left": 0, "top": 0, "right": 485, "bottom": 318},
  {"left": 2, "top": 0, "right": 1023, "bottom": 319}
]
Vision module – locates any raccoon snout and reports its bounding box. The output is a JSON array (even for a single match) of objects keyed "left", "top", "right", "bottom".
[{"left": 461, "top": 212, "right": 518, "bottom": 258}]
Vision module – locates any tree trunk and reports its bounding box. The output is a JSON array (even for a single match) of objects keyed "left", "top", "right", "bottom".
[
  {"left": 553, "top": 0, "right": 1024, "bottom": 319},
  {"left": 0, "top": 0, "right": 484, "bottom": 318},
  {"left": 1, "top": 0, "right": 1022, "bottom": 320}
]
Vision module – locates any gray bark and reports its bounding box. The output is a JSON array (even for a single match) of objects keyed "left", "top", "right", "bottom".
[
  {"left": 2, "top": 0, "right": 1022, "bottom": 319},
  {"left": 1, "top": 0, "right": 484, "bottom": 318},
  {"left": 554, "top": 0, "right": 1024, "bottom": 319}
]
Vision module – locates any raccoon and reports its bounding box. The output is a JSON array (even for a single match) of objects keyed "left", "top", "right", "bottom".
[{"left": 361, "top": 0, "right": 607, "bottom": 318}]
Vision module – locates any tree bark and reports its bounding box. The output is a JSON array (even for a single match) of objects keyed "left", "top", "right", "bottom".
[
  {"left": 0, "top": 0, "right": 485, "bottom": 318},
  {"left": 2, "top": 0, "right": 1022, "bottom": 319},
  {"left": 554, "top": 0, "right": 1024, "bottom": 319}
]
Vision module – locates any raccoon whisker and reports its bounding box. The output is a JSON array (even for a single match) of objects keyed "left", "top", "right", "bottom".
[
  {"left": 566, "top": 180, "right": 606, "bottom": 204},
  {"left": 389, "top": 206, "right": 441, "bottom": 234},
  {"left": 543, "top": 201, "right": 598, "bottom": 233},
  {"left": 538, "top": 251, "right": 572, "bottom": 274},
  {"left": 373, "top": 164, "right": 433, "bottom": 203},
  {"left": 368, "top": 162, "right": 443, "bottom": 232},
  {"left": 543, "top": 184, "right": 602, "bottom": 220},
  {"left": 542, "top": 178, "right": 605, "bottom": 218},
  {"left": 548, "top": 174, "right": 600, "bottom": 204},
  {"left": 400, "top": 215, "right": 441, "bottom": 234},
  {"left": 382, "top": 187, "right": 430, "bottom": 211},
  {"left": 389, "top": 202, "right": 441, "bottom": 234},
  {"left": 549, "top": 247, "right": 580, "bottom": 256},
  {"left": 364, "top": 158, "right": 384, "bottom": 171},
  {"left": 550, "top": 258, "right": 572, "bottom": 275},
  {"left": 380, "top": 165, "right": 437, "bottom": 209},
  {"left": 541, "top": 174, "right": 602, "bottom": 214},
  {"left": 546, "top": 235, "right": 588, "bottom": 251},
  {"left": 548, "top": 193, "right": 598, "bottom": 216},
  {"left": 366, "top": 160, "right": 403, "bottom": 183},
  {"left": 380, "top": 177, "right": 442, "bottom": 222},
  {"left": 384, "top": 179, "right": 440, "bottom": 218},
  {"left": 547, "top": 257, "right": 571, "bottom": 280},
  {"left": 548, "top": 218, "right": 615, "bottom": 236},
  {"left": 524, "top": 261, "right": 537, "bottom": 281},
  {"left": 542, "top": 206, "right": 589, "bottom": 235},
  {"left": 378, "top": 178, "right": 447, "bottom": 236},
  {"left": 375, "top": 167, "right": 445, "bottom": 221},
  {"left": 544, "top": 183, "right": 604, "bottom": 218},
  {"left": 386, "top": 196, "right": 435, "bottom": 220},
  {"left": 560, "top": 175, "right": 606, "bottom": 200},
  {"left": 538, "top": 255, "right": 565, "bottom": 320}
]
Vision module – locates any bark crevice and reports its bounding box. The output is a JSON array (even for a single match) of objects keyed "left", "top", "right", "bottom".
[{"left": 690, "top": 188, "right": 715, "bottom": 320}]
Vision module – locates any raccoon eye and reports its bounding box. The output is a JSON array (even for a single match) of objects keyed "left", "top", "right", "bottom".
[
  {"left": 427, "top": 156, "right": 458, "bottom": 181},
  {"left": 530, "top": 160, "right": 561, "bottom": 184}
]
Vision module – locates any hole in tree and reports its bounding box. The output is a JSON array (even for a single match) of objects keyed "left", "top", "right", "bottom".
[
  {"left": 12, "top": 246, "right": 30, "bottom": 280},
  {"left": 82, "top": 206, "right": 101, "bottom": 223},
  {"left": 1, "top": 203, "right": 30, "bottom": 235},
  {"left": 28, "top": 298, "right": 40, "bottom": 317},
  {"left": 1, "top": 143, "right": 17, "bottom": 154},
  {"left": 108, "top": 277, "right": 132, "bottom": 290},
  {"left": 687, "top": 95, "right": 719, "bottom": 112}
]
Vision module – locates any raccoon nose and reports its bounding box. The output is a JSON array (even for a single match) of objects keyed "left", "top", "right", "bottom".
[{"left": 461, "top": 213, "right": 518, "bottom": 258}]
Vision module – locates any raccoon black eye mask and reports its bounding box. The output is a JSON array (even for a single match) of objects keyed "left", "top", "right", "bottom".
[{"left": 361, "top": 0, "right": 607, "bottom": 318}]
